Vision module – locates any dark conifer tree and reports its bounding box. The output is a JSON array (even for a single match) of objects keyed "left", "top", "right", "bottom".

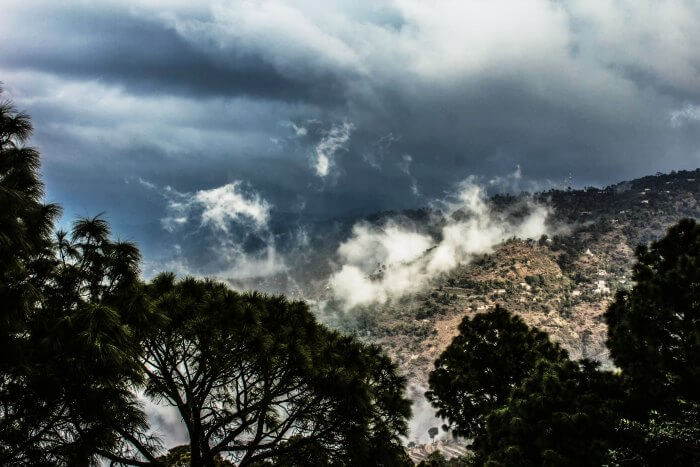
[
  {"left": 605, "top": 218, "right": 700, "bottom": 465},
  {"left": 477, "top": 359, "right": 623, "bottom": 467},
  {"left": 1, "top": 86, "right": 63, "bottom": 463},
  {"left": 605, "top": 218, "right": 699, "bottom": 409},
  {"left": 0, "top": 84, "right": 60, "bottom": 387},
  {"left": 104, "top": 274, "right": 412, "bottom": 466},
  {"left": 1, "top": 89, "right": 156, "bottom": 465},
  {"left": 426, "top": 306, "right": 567, "bottom": 439}
]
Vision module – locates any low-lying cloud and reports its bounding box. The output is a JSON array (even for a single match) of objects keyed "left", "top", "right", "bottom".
[{"left": 327, "top": 178, "right": 550, "bottom": 311}]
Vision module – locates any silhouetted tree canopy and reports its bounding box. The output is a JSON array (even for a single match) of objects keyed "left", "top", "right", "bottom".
[
  {"left": 476, "top": 359, "right": 623, "bottom": 467},
  {"left": 605, "top": 218, "right": 700, "bottom": 465},
  {"left": 103, "top": 274, "right": 411, "bottom": 466},
  {"left": 156, "top": 445, "right": 234, "bottom": 466},
  {"left": 426, "top": 306, "right": 567, "bottom": 439},
  {"left": 1, "top": 88, "right": 155, "bottom": 465},
  {"left": 606, "top": 218, "right": 700, "bottom": 409},
  {"left": 607, "top": 400, "right": 700, "bottom": 466},
  {"left": 416, "top": 451, "right": 473, "bottom": 467},
  {"left": 1, "top": 84, "right": 61, "bottom": 464},
  {"left": 0, "top": 91, "right": 411, "bottom": 466}
]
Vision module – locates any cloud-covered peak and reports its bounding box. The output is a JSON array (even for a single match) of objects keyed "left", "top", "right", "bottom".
[{"left": 327, "top": 179, "right": 551, "bottom": 311}]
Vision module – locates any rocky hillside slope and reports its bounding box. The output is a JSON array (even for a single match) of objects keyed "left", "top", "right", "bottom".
[
  {"left": 359, "top": 170, "right": 698, "bottom": 386},
  {"left": 226, "top": 168, "right": 699, "bottom": 449},
  {"left": 341, "top": 169, "right": 698, "bottom": 446}
]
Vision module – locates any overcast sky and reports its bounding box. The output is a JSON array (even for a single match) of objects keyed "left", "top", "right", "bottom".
[{"left": 2, "top": 0, "right": 699, "bottom": 274}]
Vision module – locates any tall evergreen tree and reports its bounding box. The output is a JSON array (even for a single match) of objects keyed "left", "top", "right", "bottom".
[
  {"left": 605, "top": 218, "right": 699, "bottom": 409},
  {"left": 426, "top": 306, "right": 567, "bottom": 439},
  {"left": 477, "top": 359, "right": 623, "bottom": 467},
  {"left": 1, "top": 89, "right": 156, "bottom": 465},
  {"left": 605, "top": 218, "right": 700, "bottom": 465},
  {"left": 1, "top": 86, "right": 63, "bottom": 464},
  {"left": 0, "top": 84, "right": 60, "bottom": 380},
  {"left": 106, "top": 274, "right": 411, "bottom": 466},
  {"left": 1, "top": 214, "right": 158, "bottom": 465}
]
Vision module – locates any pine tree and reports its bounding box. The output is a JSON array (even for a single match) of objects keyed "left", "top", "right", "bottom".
[
  {"left": 1, "top": 89, "right": 156, "bottom": 465},
  {"left": 426, "top": 306, "right": 568, "bottom": 439},
  {"left": 605, "top": 218, "right": 700, "bottom": 465},
  {"left": 605, "top": 218, "right": 700, "bottom": 409},
  {"left": 477, "top": 359, "right": 623, "bottom": 467},
  {"left": 104, "top": 274, "right": 412, "bottom": 466}
]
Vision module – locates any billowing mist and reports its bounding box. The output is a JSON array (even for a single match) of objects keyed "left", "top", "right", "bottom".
[{"left": 325, "top": 179, "right": 550, "bottom": 311}]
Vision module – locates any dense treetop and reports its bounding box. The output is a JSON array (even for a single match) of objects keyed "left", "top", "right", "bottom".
[
  {"left": 0, "top": 88, "right": 411, "bottom": 467},
  {"left": 426, "top": 306, "right": 567, "bottom": 439},
  {"left": 605, "top": 218, "right": 700, "bottom": 409}
]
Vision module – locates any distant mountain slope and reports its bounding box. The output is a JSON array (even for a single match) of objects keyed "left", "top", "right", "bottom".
[
  {"left": 222, "top": 168, "right": 698, "bottom": 447},
  {"left": 369, "top": 169, "right": 698, "bottom": 383},
  {"left": 353, "top": 169, "right": 698, "bottom": 449},
  {"left": 226, "top": 169, "right": 699, "bottom": 380},
  {"left": 316, "top": 169, "right": 698, "bottom": 444}
]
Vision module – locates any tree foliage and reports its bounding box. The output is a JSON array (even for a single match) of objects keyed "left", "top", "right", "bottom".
[
  {"left": 1, "top": 90, "right": 411, "bottom": 466},
  {"left": 416, "top": 451, "right": 474, "bottom": 467},
  {"left": 1, "top": 214, "right": 157, "bottom": 465},
  {"left": 1, "top": 87, "right": 154, "bottom": 465},
  {"left": 426, "top": 306, "right": 567, "bottom": 439},
  {"left": 1, "top": 84, "right": 61, "bottom": 464},
  {"left": 605, "top": 218, "right": 700, "bottom": 408},
  {"left": 428, "top": 219, "right": 700, "bottom": 465},
  {"left": 607, "top": 401, "right": 700, "bottom": 467},
  {"left": 156, "top": 445, "right": 234, "bottom": 466},
  {"left": 106, "top": 274, "right": 411, "bottom": 466},
  {"left": 477, "top": 359, "right": 623, "bottom": 467},
  {"left": 605, "top": 218, "right": 700, "bottom": 465}
]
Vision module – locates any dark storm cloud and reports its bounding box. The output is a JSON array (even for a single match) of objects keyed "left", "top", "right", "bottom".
[
  {"left": 1, "top": 0, "right": 699, "bottom": 277},
  {"left": 0, "top": 3, "right": 344, "bottom": 104}
]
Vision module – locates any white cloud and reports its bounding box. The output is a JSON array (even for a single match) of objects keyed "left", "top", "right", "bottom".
[
  {"left": 139, "top": 179, "right": 286, "bottom": 283},
  {"left": 338, "top": 222, "right": 433, "bottom": 271},
  {"left": 195, "top": 182, "right": 270, "bottom": 231},
  {"left": 141, "top": 180, "right": 271, "bottom": 233},
  {"left": 313, "top": 121, "right": 354, "bottom": 177},
  {"left": 327, "top": 178, "right": 550, "bottom": 310}
]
